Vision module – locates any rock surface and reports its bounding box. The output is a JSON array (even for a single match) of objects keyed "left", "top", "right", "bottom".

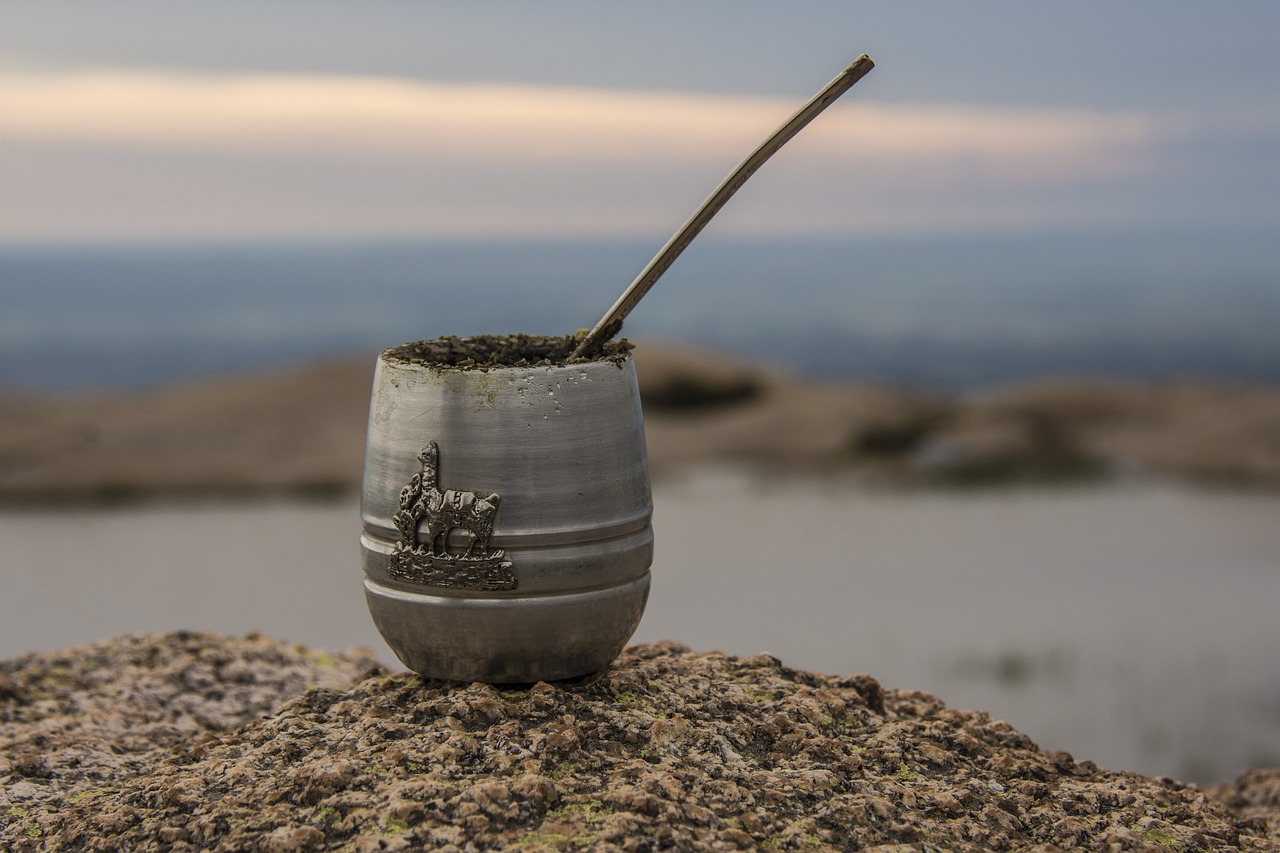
[
  {"left": 3, "top": 343, "right": 1280, "bottom": 503},
  {"left": 0, "top": 633, "right": 379, "bottom": 849},
  {"left": 2, "top": 633, "right": 1276, "bottom": 851}
]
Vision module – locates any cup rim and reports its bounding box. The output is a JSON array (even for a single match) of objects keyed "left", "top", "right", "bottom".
[{"left": 380, "top": 334, "right": 634, "bottom": 372}]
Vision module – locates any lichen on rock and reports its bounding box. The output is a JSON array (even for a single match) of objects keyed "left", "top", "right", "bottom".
[
  {"left": 1, "top": 634, "right": 1275, "bottom": 851},
  {"left": 0, "top": 632, "right": 379, "bottom": 850}
]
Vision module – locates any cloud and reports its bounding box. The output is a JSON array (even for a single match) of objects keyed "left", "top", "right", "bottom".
[{"left": 0, "top": 69, "right": 1247, "bottom": 243}]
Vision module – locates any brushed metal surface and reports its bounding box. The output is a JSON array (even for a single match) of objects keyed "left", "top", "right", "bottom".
[
  {"left": 361, "top": 343, "right": 653, "bottom": 682},
  {"left": 364, "top": 574, "right": 650, "bottom": 683}
]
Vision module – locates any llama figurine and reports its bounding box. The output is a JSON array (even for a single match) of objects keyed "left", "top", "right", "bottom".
[
  {"left": 416, "top": 443, "right": 501, "bottom": 558},
  {"left": 389, "top": 442, "right": 514, "bottom": 590}
]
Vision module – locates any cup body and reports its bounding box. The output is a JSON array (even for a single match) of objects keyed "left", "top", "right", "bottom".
[{"left": 361, "top": 341, "right": 652, "bottom": 682}]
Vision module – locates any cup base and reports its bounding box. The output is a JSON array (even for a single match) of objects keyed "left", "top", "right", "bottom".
[{"left": 364, "top": 574, "right": 650, "bottom": 683}]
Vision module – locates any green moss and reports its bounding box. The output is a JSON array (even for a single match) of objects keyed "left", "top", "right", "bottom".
[
  {"left": 5, "top": 806, "right": 42, "bottom": 840},
  {"left": 67, "top": 786, "right": 114, "bottom": 805},
  {"left": 304, "top": 650, "right": 338, "bottom": 669},
  {"left": 1141, "top": 827, "right": 1182, "bottom": 850},
  {"left": 614, "top": 690, "right": 650, "bottom": 709},
  {"left": 893, "top": 762, "right": 917, "bottom": 782},
  {"left": 582, "top": 800, "right": 610, "bottom": 822},
  {"left": 384, "top": 815, "right": 409, "bottom": 836},
  {"left": 521, "top": 801, "right": 614, "bottom": 848},
  {"left": 545, "top": 800, "right": 611, "bottom": 825},
  {"left": 516, "top": 829, "right": 572, "bottom": 847}
]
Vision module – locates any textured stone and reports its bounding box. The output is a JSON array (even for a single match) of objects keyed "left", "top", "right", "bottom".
[{"left": 0, "top": 634, "right": 1276, "bottom": 851}]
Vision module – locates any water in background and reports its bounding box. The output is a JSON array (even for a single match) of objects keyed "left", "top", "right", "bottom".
[
  {"left": 3, "top": 227, "right": 1277, "bottom": 391},
  {"left": 1, "top": 476, "right": 1277, "bottom": 785}
]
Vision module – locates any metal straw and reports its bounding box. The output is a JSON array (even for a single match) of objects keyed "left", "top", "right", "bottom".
[{"left": 570, "top": 54, "right": 875, "bottom": 360}]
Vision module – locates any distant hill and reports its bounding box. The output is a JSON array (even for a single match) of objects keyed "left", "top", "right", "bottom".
[{"left": 2, "top": 342, "right": 1278, "bottom": 505}]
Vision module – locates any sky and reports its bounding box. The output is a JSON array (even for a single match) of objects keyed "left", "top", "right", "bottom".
[{"left": 1, "top": 1, "right": 1276, "bottom": 246}]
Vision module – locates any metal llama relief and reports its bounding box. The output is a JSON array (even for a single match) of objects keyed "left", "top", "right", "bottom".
[{"left": 389, "top": 442, "right": 516, "bottom": 591}]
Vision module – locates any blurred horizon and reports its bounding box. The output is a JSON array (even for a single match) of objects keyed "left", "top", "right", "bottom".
[
  {"left": 3, "top": 2, "right": 1276, "bottom": 393},
  {"left": 4, "top": 226, "right": 1278, "bottom": 393}
]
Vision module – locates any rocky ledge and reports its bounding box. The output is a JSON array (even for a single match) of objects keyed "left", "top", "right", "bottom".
[
  {"left": 1, "top": 633, "right": 1276, "bottom": 851},
  {"left": 4, "top": 344, "right": 1280, "bottom": 506}
]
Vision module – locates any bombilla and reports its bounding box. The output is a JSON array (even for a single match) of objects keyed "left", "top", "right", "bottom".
[{"left": 570, "top": 53, "right": 875, "bottom": 361}]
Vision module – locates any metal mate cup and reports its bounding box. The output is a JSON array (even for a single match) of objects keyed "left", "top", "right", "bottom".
[
  {"left": 360, "top": 336, "right": 652, "bottom": 682},
  {"left": 360, "top": 57, "right": 874, "bottom": 681}
]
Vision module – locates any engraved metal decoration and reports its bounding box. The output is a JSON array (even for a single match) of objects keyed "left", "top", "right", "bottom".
[{"left": 389, "top": 442, "right": 515, "bottom": 591}]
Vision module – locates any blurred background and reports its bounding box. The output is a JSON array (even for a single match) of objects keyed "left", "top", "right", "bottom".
[{"left": 1, "top": 1, "right": 1277, "bottom": 785}]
